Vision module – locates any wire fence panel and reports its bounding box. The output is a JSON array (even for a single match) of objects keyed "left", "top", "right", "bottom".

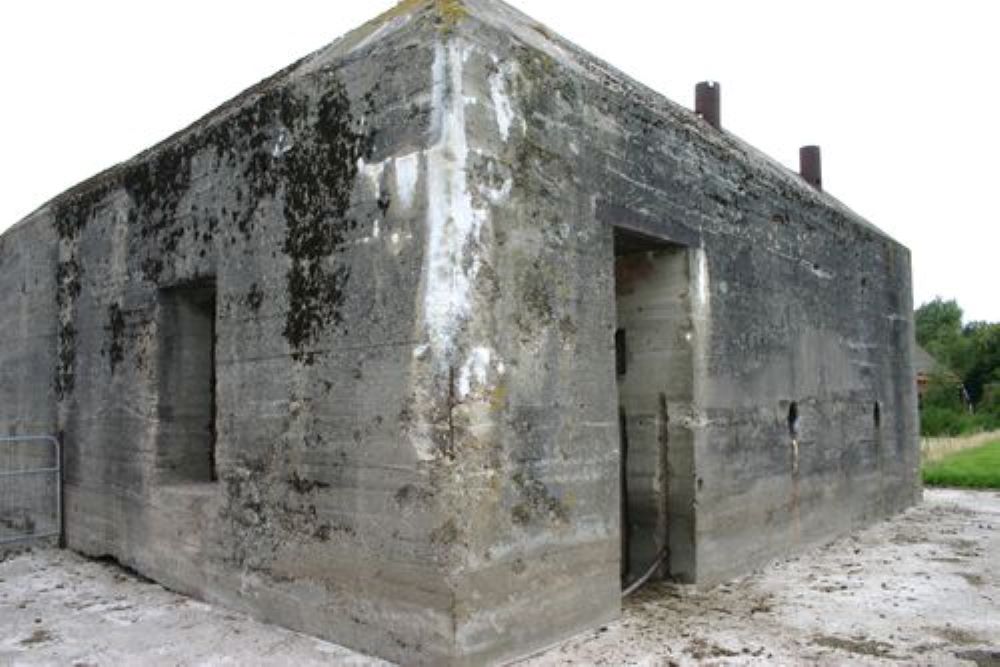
[{"left": 0, "top": 436, "right": 61, "bottom": 546}]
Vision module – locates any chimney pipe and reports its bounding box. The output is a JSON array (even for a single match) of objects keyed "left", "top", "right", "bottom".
[
  {"left": 800, "top": 145, "right": 822, "bottom": 191},
  {"left": 695, "top": 81, "right": 721, "bottom": 130}
]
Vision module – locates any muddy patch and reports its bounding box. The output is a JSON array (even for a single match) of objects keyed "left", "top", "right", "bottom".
[
  {"left": 19, "top": 628, "right": 56, "bottom": 646},
  {"left": 812, "top": 634, "right": 903, "bottom": 659},
  {"left": 956, "top": 649, "right": 1000, "bottom": 667},
  {"left": 959, "top": 572, "right": 986, "bottom": 587},
  {"left": 931, "top": 625, "right": 987, "bottom": 646}
]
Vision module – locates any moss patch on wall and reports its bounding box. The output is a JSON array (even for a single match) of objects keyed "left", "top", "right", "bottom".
[
  {"left": 281, "top": 81, "right": 376, "bottom": 364},
  {"left": 45, "top": 63, "right": 379, "bottom": 391},
  {"left": 361, "top": 0, "right": 468, "bottom": 38}
]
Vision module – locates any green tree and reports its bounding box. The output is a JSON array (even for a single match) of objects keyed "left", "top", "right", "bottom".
[
  {"left": 916, "top": 298, "right": 963, "bottom": 350},
  {"left": 915, "top": 298, "right": 973, "bottom": 378},
  {"left": 963, "top": 322, "right": 1000, "bottom": 405},
  {"left": 916, "top": 299, "right": 1000, "bottom": 435}
]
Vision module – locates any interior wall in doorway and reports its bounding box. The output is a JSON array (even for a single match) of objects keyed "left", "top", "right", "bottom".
[{"left": 615, "top": 241, "right": 696, "bottom": 583}]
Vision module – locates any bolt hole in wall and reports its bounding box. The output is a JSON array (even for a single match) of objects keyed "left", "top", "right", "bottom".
[
  {"left": 613, "top": 226, "right": 695, "bottom": 587},
  {"left": 787, "top": 401, "right": 799, "bottom": 440},
  {"left": 156, "top": 279, "right": 218, "bottom": 484}
]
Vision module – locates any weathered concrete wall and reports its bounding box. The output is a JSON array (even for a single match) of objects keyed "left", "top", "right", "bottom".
[
  {"left": 394, "top": 26, "right": 622, "bottom": 663},
  {"left": 0, "top": 216, "right": 59, "bottom": 438},
  {"left": 0, "top": 216, "right": 60, "bottom": 544},
  {"left": 0, "top": 4, "right": 488, "bottom": 664},
  {"left": 452, "top": 0, "right": 920, "bottom": 602}
]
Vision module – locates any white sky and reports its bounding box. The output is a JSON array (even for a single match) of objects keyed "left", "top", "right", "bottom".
[{"left": 1, "top": 1, "right": 996, "bottom": 321}]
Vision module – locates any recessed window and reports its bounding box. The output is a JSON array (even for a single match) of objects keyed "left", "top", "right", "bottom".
[{"left": 157, "top": 280, "right": 217, "bottom": 483}]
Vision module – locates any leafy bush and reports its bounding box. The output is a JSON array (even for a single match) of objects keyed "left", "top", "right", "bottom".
[{"left": 920, "top": 406, "right": 963, "bottom": 437}]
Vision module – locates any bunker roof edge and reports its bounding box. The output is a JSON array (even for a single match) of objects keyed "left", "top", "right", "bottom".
[{"left": 5, "top": 0, "right": 902, "bottom": 251}]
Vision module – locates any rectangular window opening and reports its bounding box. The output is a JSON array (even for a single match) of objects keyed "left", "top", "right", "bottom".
[{"left": 156, "top": 279, "right": 217, "bottom": 484}]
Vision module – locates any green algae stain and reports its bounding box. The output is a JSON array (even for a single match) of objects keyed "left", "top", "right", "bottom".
[
  {"left": 436, "top": 0, "right": 468, "bottom": 28},
  {"left": 368, "top": 0, "right": 468, "bottom": 34}
]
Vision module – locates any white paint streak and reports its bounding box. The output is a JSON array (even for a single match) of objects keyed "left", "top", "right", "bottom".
[
  {"left": 477, "top": 161, "right": 512, "bottom": 205},
  {"left": 690, "top": 247, "right": 712, "bottom": 408},
  {"left": 410, "top": 40, "right": 500, "bottom": 462},
  {"left": 394, "top": 153, "right": 420, "bottom": 210},
  {"left": 271, "top": 131, "right": 294, "bottom": 158},
  {"left": 694, "top": 248, "right": 710, "bottom": 309},
  {"left": 808, "top": 262, "right": 834, "bottom": 280},
  {"left": 489, "top": 58, "right": 515, "bottom": 142},
  {"left": 357, "top": 158, "right": 385, "bottom": 194},
  {"left": 457, "top": 346, "right": 496, "bottom": 399},
  {"left": 422, "top": 40, "right": 486, "bottom": 364}
]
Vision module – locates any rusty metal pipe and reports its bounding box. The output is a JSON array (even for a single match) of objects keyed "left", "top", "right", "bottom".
[
  {"left": 695, "top": 81, "right": 721, "bottom": 130},
  {"left": 800, "top": 145, "right": 822, "bottom": 191}
]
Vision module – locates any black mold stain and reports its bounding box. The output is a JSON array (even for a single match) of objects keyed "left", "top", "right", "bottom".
[
  {"left": 119, "top": 83, "right": 314, "bottom": 284},
  {"left": 54, "top": 321, "right": 76, "bottom": 401},
  {"left": 54, "top": 257, "right": 83, "bottom": 401},
  {"left": 47, "top": 69, "right": 376, "bottom": 392},
  {"left": 394, "top": 483, "right": 433, "bottom": 507},
  {"left": 287, "top": 471, "right": 331, "bottom": 494},
  {"left": 221, "top": 463, "right": 275, "bottom": 571},
  {"left": 282, "top": 81, "right": 376, "bottom": 364},
  {"left": 246, "top": 283, "right": 264, "bottom": 312},
  {"left": 377, "top": 190, "right": 392, "bottom": 215},
  {"left": 123, "top": 146, "right": 192, "bottom": 257},
  {"left": 53, "top": 181, "right": 115, "bottom": 242},
  {"left": 55, "top": 259, "right": 82, "bottom": 308},
  {"left": 511, "top": 469, "right": 570, "bottom": 525},
  {"left": 105, "top": 303, "right": 126, "bottom": 374}
]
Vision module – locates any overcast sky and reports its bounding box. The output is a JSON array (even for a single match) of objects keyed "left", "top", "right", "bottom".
[{"left": 1, "top": 1, "right": 996, "bottom": 321}]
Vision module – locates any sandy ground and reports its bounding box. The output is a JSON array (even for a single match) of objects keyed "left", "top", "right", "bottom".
[
  {"left": 0, "top": 553, "right": 389, "bottom": 666},
  {"left": 1, "top": 488, "right": 998, "bottom": 666}
]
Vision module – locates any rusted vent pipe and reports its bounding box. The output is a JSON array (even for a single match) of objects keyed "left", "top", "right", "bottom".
[
  {"left": 695, "top": 81, "right": 721, "bottom": 130},
  {"left": 800, "top": 145, "right": 822, "bottom": 191}
]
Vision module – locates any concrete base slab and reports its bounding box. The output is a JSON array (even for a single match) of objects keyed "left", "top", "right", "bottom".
[{"left": 2, "top": 490, "right": 998, "bottom": 665}]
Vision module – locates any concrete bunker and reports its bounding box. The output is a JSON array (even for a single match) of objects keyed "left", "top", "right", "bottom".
[
  {"left": 0, "top": 0, "right": 921, "bottom": 663},
  {"left": 156, "top": 280, "right": 218, "bottom": 484},
  {"left": 613, "top": 228, "right": 696, "bottom": 586}
]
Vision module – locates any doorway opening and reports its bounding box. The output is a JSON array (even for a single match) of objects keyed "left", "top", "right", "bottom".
[
  {"left": 156, "top": 279, "right": 217, "bottom": 484},
  {"left": 614, "top": 228, "right": 695, "bottom": 587}
]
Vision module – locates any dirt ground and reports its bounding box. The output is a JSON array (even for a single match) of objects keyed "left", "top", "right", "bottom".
[{"left": 1, "top": 488, "right": 998, "bottom": 666}]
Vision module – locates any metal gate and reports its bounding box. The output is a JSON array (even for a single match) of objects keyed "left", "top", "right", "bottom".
[{"left": 0, "top": 435, "right": 61, "bottom": 546}]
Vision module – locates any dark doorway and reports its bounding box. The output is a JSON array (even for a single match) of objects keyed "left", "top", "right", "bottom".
[
  {"left": 614, "top": 228, "right": 695, "bottom": 586},
  {"left": 156, "top": 280, "right": 217, "bottom": 484}
]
